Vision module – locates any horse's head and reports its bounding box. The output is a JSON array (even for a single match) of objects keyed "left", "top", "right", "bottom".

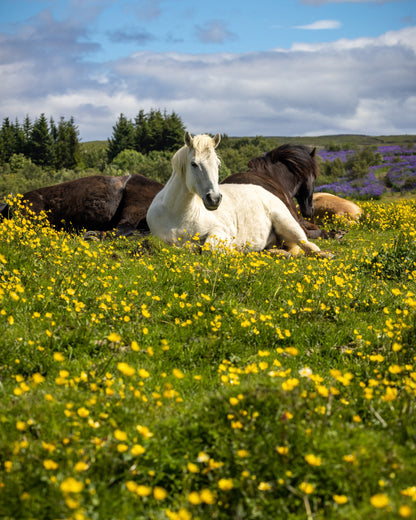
[
  {"left": 263, "top": 145, "right": 318, "bottom": 220},
  {"left": 182, "top": 131, "right": 222, "bottom": 211},
  {"left": 294, "top": 148, "right": 318, "bottom": 219}
]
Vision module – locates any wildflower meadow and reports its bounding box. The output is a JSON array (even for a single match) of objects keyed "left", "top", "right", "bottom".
[
  {"left": 1, "top": 195, "right": 416, "bottom": 520},
  {"left": 317, "top": 144, "right": 416, "bottom": 200}
]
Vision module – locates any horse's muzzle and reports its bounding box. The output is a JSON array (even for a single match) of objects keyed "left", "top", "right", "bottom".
[
  {"left": 203, "top": 191, "right": 222, "bottom": 211},
  {"left": 300, "top": 201, "right": 315, "bottom": 220}
]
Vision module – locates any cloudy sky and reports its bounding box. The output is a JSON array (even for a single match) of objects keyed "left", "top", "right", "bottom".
[{"left": 1, "top": 0, "right": 415, "bottom": 141}]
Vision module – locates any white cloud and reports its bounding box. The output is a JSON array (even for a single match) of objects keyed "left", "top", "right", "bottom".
[
  {"left": 289, "top": 26, "right": 416, "bottom": 52},
  {"left": 105, "top": 27, "right": 416, "bottom": 137},
  {"left": 0, "top": 20, "right": 415, "bottom": 140},
  {"left": 295, "top": 20, "right": 341, "bottom": 30}
]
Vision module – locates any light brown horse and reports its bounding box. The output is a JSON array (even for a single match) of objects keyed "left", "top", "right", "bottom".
[{"left": 312, "top": 192, "right": 363, "bottom": 224}]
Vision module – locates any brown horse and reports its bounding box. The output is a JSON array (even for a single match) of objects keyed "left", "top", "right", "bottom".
[
  {"left": 221, "top": 144, "right": 327, "bottom": 240},
  {"left": 0, "top": 174, "right": 163, "bottom": 235},
  {"left": 312, "top": 192, "right": 363, "bottom": 224}
]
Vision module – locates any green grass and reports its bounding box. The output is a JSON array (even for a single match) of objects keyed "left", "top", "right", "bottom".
[{"left": 1, "top": 198, "right": 416, "bottom": 519}]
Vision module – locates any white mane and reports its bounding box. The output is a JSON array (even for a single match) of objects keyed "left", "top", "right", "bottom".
[{"left": 172, "top": 134, "right": 221, "bottom": 176}]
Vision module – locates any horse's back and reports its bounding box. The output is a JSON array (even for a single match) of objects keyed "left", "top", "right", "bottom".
[
  {"left": 22, "top": 175, "right": 130, "bottom": 230},
  {"left": 116, "top": 174, "right": 164, "bottom": 234},
  {"left": 214, "top": 183, "right": 297, "bottom": 248},
  {"left": 220, "top": 182, "right": 292, "bottom": 214}
]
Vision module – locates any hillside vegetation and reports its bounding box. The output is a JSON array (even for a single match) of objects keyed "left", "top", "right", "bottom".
[{"left": 1, "top": 132, "right": 416, "bottom": 202}]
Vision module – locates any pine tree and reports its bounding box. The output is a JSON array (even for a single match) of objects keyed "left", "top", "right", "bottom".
[
  {"left": 55, "top": 117, "right": 81, "bottom": 169},
  {"left": 67, "top": 117, "right": 82, "bottom": 167},
  {"left": 22, "top": 115, "right": 32, "bottom": 156},
  {"left": 162, "top": 111, "right": 186, "bottom": 152},
  {"left": 0, "top": 118, "right": 18, "bottom": 163},
  {"left": 49, "top": 117, "right": 58, "bottom": 143},
  {"left": 28, "top": 113, "right": 55, "bottom": 167},
  {"left": 134, "top": 109, "right": 185, "bottom": 154},
  {"left": 107, "top": 114, "right": 135, "bottom": 162},
  {"left": 146, "top": 109, "right": 165, "bottom": 151},
  {"left": 134, "top": 110, "right": 149, "bottom": 154}
]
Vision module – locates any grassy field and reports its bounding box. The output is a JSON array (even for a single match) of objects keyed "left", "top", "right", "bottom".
[{"left": 1, "top": 197, "right": 416, "bottom": 519}]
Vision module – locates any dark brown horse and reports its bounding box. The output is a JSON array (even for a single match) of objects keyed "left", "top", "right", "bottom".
[
  {"left": 221, "top": 144, "right": 326, "bottom": 239},
  {"left": 0, "top": 174, "right": 163, "bottom": 236}
]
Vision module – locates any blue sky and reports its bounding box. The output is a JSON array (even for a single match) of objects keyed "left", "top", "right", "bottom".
[{"left": 0, "top": 0, "right": 415, "bottom": 140}]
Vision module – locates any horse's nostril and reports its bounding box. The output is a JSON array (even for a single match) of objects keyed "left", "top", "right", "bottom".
[{"left": 204, "top": 192, "right": 222, "bottom": 210}]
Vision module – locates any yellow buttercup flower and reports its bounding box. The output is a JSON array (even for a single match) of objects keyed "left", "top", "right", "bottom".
[
  {"left": 43, "top": 459, "right": 58, "bottom": 470},
  {"left": 136, "top": 485, "right": 152, "bottom": 497},
  {"left": 188, "top": 491, "right": 201, "bottom": 505},
  {"left": 16, "top": 421, "right": 27, "bottom": 431},
  {"left": 60, "top": 477, "right": 84, "bottom": 493},
  {"left": 399, "top": 505, "right": 412, "bottom": 518},
  {"left": 114, "top": 429, "right": 127, "bottom": 441},
  {"left": 218, "top": 478, "right": 234, "bottom": 491},
  {"left": 333, "top": 494, "right": 348, "bottom": 505},
  {"left": 131, "top": 444, "right": 146, "bottom": 456},
  {"left": 153, "top": 487, "right": 167, "bottom": 500},
  {"left": 258, "top": 482, "right": 272, "bottom": 491},
  {"left": 299, "top": 482, "right": 315, "bottom": 494},
  {"left": 117, "top": 362, "right": 135, "bottom": 376},
  {"left": 173, "top": 368, "right": 185, "bottom": 379},
  {"left": 200, "top": 489, "right": 215, "bottom": 504},
  {"left": 370, "top": 493, "right": 389, "bottom": 508},
  {"left": 305, "top": 454, "right": 322, "bottom": 466},
  {"left": 107, "top": 332, "right": 122, "bottom": 343},
  {"left": 77, "top": 407, "right": 89, "bottom": 418},
  {"left": 74, "top": 461, "right": 88, "bottom": 472},
  {"left": 276, "top": 446, "right": 289, "bottom": 455}
]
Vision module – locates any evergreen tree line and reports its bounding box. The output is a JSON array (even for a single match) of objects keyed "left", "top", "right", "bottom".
[
  {"left": 0, "top": 109, "right": 187, "bottom": 169},
  {"left": 107, "top": 109, "right": 186, "bottom": 162},
  {"left": 0, "top": 109, "right": 191, "bottom": 197},
  {"left": 0, "top": 114, "right": 81, "bottom": 169}
]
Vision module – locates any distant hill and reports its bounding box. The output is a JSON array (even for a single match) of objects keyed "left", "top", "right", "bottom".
[
  {"left": 81, "top": 134, "right": 416, "bottom": 152},
  {"left": 264, "top": 134, "right": 416, "bottom": 147}
]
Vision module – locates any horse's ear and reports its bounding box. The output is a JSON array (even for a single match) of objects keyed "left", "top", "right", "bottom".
[
  {"left": 184, "top": 131, "right": 193, "bottom": 148},
  {"left": 213, "top": 133, "right": 221, "bottom": 148},
  {"left": 310, "top": 147, "right": 316, "bottom": 157}
]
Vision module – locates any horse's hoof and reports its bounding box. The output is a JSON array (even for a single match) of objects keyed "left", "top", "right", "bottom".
[
  {"left": 317, "top": 250, "right": 335, "bottom": 259},
  {"left": 266, "top": 248, "right": 292, "bottom": 259},
  {"left": 329, "top": 229, "right": 347, "bottom": 240},
  {"left": 83, "top": 230, "right": 105, "bottom": 241}
]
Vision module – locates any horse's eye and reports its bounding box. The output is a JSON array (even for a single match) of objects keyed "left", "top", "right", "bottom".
[{"left": 191, "top": 161, "right": 198, "bottom": 168}]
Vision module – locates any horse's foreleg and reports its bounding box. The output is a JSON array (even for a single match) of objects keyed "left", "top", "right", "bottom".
[{"left": 270, "top": 211, "right": 332, "bottom": 258}]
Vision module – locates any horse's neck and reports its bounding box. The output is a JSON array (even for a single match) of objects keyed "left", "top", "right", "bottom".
[
  {"left": 161, "top": 170, "right": 202, "bottom": 217},
  {"left": 273, "top": 167, "right": 301, "bottom": 196}
]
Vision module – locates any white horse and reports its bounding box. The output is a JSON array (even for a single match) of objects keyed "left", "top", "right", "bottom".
[{"left": 147, "top": 132, "right": 330, "bottom": 257}]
